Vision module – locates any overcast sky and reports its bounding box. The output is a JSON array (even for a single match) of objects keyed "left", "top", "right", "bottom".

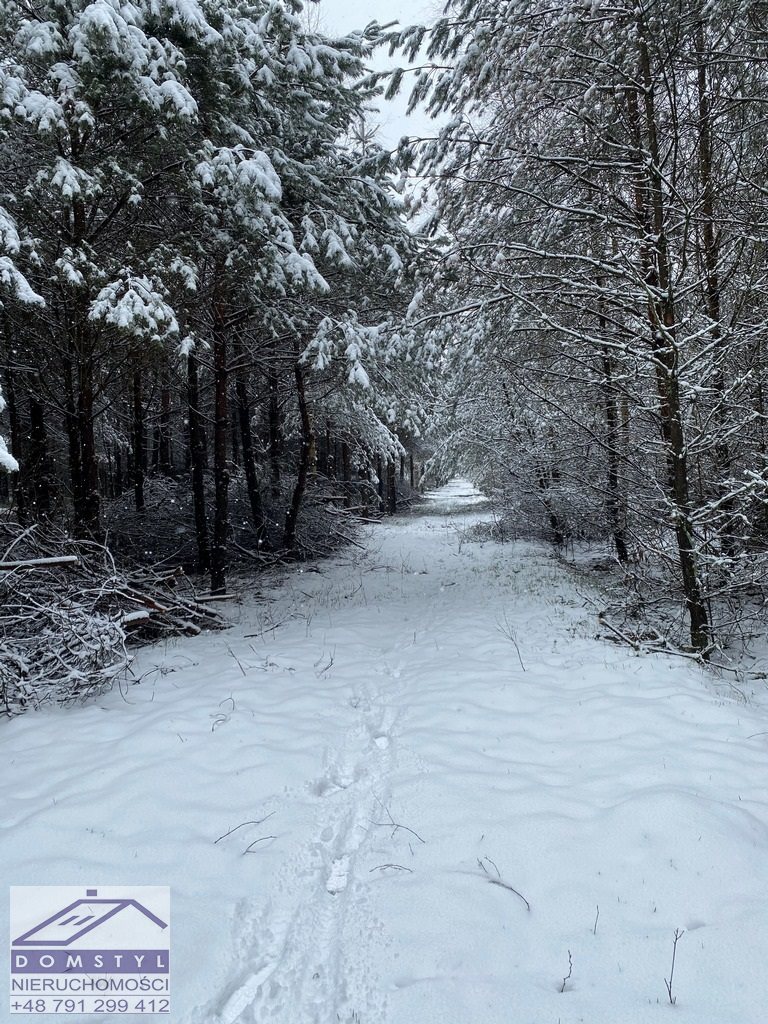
[{"left": 319, "top": 0, "right": 440, "bottom": 150}]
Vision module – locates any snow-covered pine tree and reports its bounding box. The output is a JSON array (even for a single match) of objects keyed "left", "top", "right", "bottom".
[
  {"left": 0, "top": 204, "right": 44, "bottom": 475},
  {"left": 173, "top": 5, "right": 420, "bottom": 580},
  {"left": 290, "top": 114, "right": 425, "bottom": 541},
  {"left": 0, "top": 0, "right": 230, "bottom": 536},
  {"left": 0, "top": 0, "right": 421, "bottom": 585}
]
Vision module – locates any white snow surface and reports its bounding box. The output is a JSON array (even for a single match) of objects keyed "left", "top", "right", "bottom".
[{"left": 4, "top": 479, "right": 768, "bottom": 1023}]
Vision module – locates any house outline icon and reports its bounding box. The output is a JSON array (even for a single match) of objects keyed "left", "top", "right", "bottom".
[{"left": 13, "top": 889, "right": 168, "bottom": 947}]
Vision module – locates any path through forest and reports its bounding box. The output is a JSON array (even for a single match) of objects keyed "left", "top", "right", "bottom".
[{"left": 4, "top": 481, "right": 768, "bottom": 1024}]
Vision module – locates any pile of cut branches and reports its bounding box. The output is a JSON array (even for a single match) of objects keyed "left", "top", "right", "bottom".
[{"left": 0, "top": 523, "right": 226, "bottom": 716}]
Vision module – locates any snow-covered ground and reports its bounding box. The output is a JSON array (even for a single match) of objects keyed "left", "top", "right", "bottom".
[{"left": 5, "top": 479, "right": 768, "bottom": 1023}]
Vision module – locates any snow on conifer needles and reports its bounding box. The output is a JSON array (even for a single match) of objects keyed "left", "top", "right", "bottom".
[
  {"left": 386, "top": 0, "right": 768, "bottom": 660},
  {"left": 0, "top": 0, "right": 437, "bottom": 706}
]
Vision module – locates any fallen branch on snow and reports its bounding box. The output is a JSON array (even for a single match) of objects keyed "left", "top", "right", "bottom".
[{"left": 0, "top": 523, "right": 226, "bottom": 717}]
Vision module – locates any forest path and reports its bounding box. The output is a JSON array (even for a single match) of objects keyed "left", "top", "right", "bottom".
[
  {"left": 200, "top": 480, "right": 490, "bottom": 1024},
  {"left": 4, "top": 481, "right": 768, "bottom": 1023}
]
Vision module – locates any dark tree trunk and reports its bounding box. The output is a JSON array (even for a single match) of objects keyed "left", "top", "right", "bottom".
[
  {"left": 159, "top": 373, "right": 172, "bottom": 475},
  {"left": 387, "top": 460, "right": 397, "bottom": 515},
  {"left": 596, "top": 286, "right": 629, "bottom": 564},
  {"left": 341, "top": 441, "right": 351, "bottom": 507},
  {"left": 326, "top": 422, "right": 334, "bottom": 477},
  {"left": 409, "top": 453, "right": 415, "bottom": 489},
  {"left": 695, "top": 20, "right": 733, "bottom": 549},
  {"left": 602, "top": 355, "right": 629, "bottom": 564},
  {"left": 536, "top": 460, "right": 565, "bottom": 546},
  {"left": 64, "top": 193, "right": 101, "bottom": 539},
  {"left": 63, "top": 351, "right": 83, "bottom": 532},
  {"left": 377, "top": 455, "right": 385, "bottom": 512},
  {"left": 230, "top": 407, "right": 240, "bottom": 468},
  {"left": 629, "top": 63, "right": 710, "bottom": 653},
  {"left": 28, "top": 389, "right": 52, "bottom": 518},
  {"left": 132, "top": 367, "right": 145, "bottom": 512},
  {"left": 187, "top": 349, "right": 210, "bottom": 573},
  {"left": 267, "top": 342, "right": 281, "bottom": 498},
  {"left": 210, "top": 309, "right": 229, "bottom": 594},
  {"left": 320, "top": 420, "right": 330, "bottom": 476},
  {"left": 151, "top": 423, "right": 160, "bottom": 473},
  {"left": 3, "top": 358, "right": 25, "bottom": 519},
  {"left": 114, "top": 444, "right": 123, "bottom": 496},
  {"left": 234, "top": 339, "right": 268, "bottom": 546},
  {"left": 342, "top": 442, "right": 350, "bottom": 482},
  {"left": 283, "top": 360, "right": 314, "bottom": 552},
  {"left": 74, "top": 359, "right": 101, "bottom": 540}
]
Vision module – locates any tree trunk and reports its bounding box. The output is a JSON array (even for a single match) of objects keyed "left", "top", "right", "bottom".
[
  {"left": 601, "top": 355, "right": 628, "bottom": 563},
  {"left": 267, "top": 341, "right": 281, "bottom": 498},
  {"left": 63, "top": 350, "right": 83, "bottom": 533},
  {"left": 28, "top": 389, "right": 52, "bottom": 518},
  {"left": 324, "top": 421, "right": 333, "bottom": 477},
  {"left": 538, "top": 465, "right": 565, "bottom": 546},
  {"left": 3, "top": 356, "right": 25, "bottom": 520},
  {"left": 230, "top": 406, "right": 240, "bottom": 468},
  {"left": 132, "top": 367, "right": 145, "bottom": 512},
  {"left": 66, "top": 187, "right": 101, "bottom": 540},
  {"left": 632, "top": 40, "right": 710, "bottom": 652},
  {"left": 151, "top": 422, "right": 160, "bottom": 473},
  {"left": 283, "top": 359, "right": 314, "bottom": 552},
  {"left": 234, "top": 339, "right": 268, "bottom": 546},
  {"left": 341, "top": 441, "right": 351, "bottom": 508},
  {"left": 341, "top": 442, "right": 350, "bottom": 482},
  {"left": 210, "top": 310, "right": 229, "bottom": 594},
  {"left": 695, "top": 19, "right": 733, "bottom": 549},
  {"left": 187, "top": 348, "right": 210, "bottom": 573},
  {"left": 74, "top": 358, "right": 101, "bottom": 539},
  {"left": 114, "top": 444, "right": 123, "bottom": 496},
  {"left": 596, "top": 283, "right": 629, "bottom": 563},
  {"left": 159, "top": 373, "right": 172, "bottom": 475},
  {"left": 387, "top": 459, "right": 397, "bottom": 515},
  {"left": 377, "top": 455, "right": 385, "bottom": 512}
]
